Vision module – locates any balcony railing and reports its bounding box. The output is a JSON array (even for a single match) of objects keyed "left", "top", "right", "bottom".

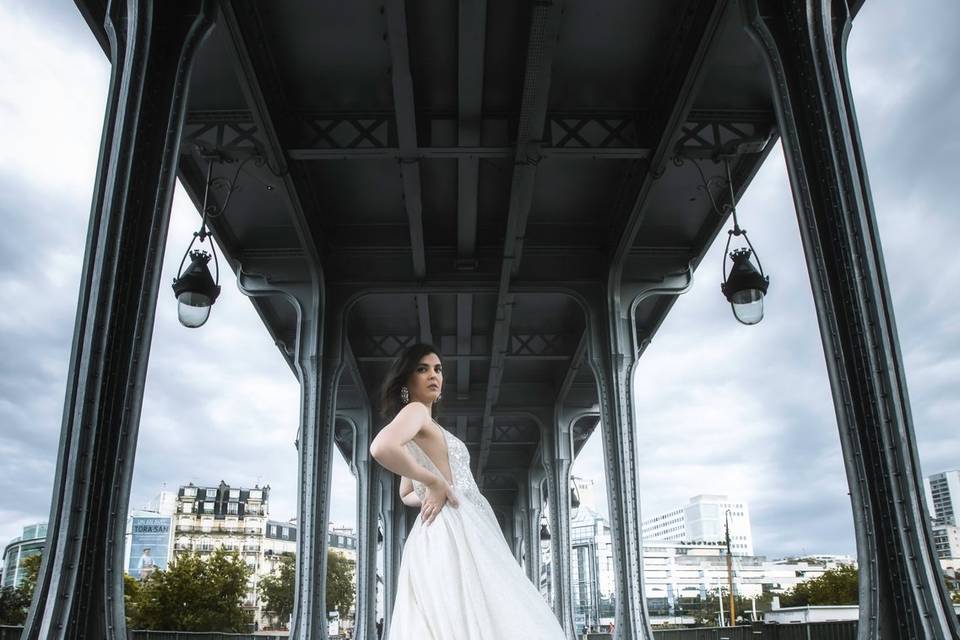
[
  {"left": 175, "top": 523, "right": 265, "bottom": 535},
  {"left": 0, "top": 623, "right": 860, "bottom": 640},
  {"left": 651, "top": 622, "right": 857, "bottom": 640}
]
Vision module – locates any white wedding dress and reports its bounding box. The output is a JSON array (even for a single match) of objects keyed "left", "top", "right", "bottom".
[{"left": 386, "top": 420, "right": 567, "bottom": 640}]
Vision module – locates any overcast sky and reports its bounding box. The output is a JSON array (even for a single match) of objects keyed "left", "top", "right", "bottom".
[{"left": 1, "top": 0, "right": 957, "bottom": 563}]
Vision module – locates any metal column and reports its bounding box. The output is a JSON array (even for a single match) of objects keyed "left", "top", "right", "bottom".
[
  {"left": 353, "top": 411, "right": 381, "bottom": 640},
  {"left": 588, "top": 285, "right": 655, "bottom": 640},
  {"left": 526, "top": 469, "right": 546, "bottom": 587},
  {"left": 543, "top": 412, "right": 577, "bottom": 638},
  {"left": 22, "top": 2, "right": 214, "bottom": 638},
  {"left": 741, "top": 1, "right": 960, "bottom": 637}
]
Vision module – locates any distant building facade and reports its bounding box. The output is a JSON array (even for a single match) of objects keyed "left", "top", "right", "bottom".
[
  {"left": 931, "top": 522, "right": 960, "bottom": 560},
  {"left": 2, "top": 523, "right": 47, "bottom": 589},
  {"left": 328, "top": 523, "right": 358, "bottom": 563},
  {"left": 925, "top": 470, "right": 960, "bottom": 525},
  {"left": 923, "top": 470, "right": 960, "bottom": 559},
  {"left": 642, "top": 494, "right": 754, "bottom": 555},
  {"left": 171, "top": 482, "right": 270, "bottom": 627},
  {"left": 553, "top": 484, "right": 858, "bottom": 623},
  {"left": 570, "top": 501, "right": 616, "bottom": 630}
]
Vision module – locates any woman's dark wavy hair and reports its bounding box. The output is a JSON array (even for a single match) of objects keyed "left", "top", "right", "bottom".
[{"left": 377, "top": 342, "right": 442, "bottom": 420}]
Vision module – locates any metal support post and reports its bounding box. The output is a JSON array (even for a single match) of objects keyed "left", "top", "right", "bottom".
[
  {"left": 741, "top": 1, "right": 960, "bottom": 637},
  {"left": 543, "top": 410, "right": 577, "bottom": 637},
  {"left": 22, "top": 2, "right": 214, "bottom": 638}
]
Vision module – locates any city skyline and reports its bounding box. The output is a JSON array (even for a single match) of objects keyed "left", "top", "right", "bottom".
[{"left": 1, "top": 0, "right": 958, "bottom": 562}]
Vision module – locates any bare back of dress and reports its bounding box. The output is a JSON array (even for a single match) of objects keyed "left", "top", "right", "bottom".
[{"left": 404, "top": 421, "right": 499, "bottom": 526}]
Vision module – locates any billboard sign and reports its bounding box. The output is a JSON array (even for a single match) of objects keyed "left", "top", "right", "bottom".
[{"left": 128, "top": 516, "right": 171, "bottom": 579}]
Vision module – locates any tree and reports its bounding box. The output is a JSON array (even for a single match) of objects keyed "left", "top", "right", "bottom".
[
  {"left": 0, "top": 552, "right": 43, "bottom": 625},
  {"left": 326, "top": 551, "right": 356, "bottom": 619},
  {"left": 256, "top": 549, "right": 355, "bottom": 628},
  {"left": 0, "top": 586, "right": 31, "bottom": 626},
  {"left": 18, "top": 553, "right": 42, "bottom": 600},
  {"left": 126, "top": 548, "right": 253, "bottom": 632},
  {"left": 779, "top": 564, "right": 858, "bottom": 607},
  {"left": 259, "top": 553, "right": 295, "bottom": 627}
]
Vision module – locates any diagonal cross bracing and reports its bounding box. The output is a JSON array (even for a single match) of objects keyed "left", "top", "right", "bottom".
[{"left": 477, "top": 1, "right": 565, "bottom": 487}]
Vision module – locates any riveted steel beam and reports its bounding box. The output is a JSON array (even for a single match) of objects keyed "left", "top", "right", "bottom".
[
  {"left": 605, "top": 3, "right": 728, "bottom": 278},
  {"left": 457, "top": 0, "right": 487, "bottom": 269},
  {"left": 477, "top": 0, "right": 566, "bottom": 487},
  {"left": 385, "top": 0, "right": 427, "bottom": 280},
  {"left": 742, "top": 0, "right": 960, "bottom": 637},
  {"left": 219, "top": 2, "right": 325, "bottom": 267},
  {"left": 22, "top": 2, "right": 215, "bottom": 638},
  {"left": 596, "top": 3, "right": 730, "bottom": 639},
  {"left": 456, "top": 293, "right": 473, "bottom": 399}
]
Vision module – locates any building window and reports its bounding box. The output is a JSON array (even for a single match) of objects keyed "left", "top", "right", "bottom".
[
  {"left": 229, "top": 489, "right": 240, "bottom": 500},
  {"left": 249, "top": 490, "right": 263, "bottom": 501},
  {"left": 282, "top": 527, "right": 289, "bottom": 537},
  {"left": 204, "top": 501, "right": 215, "bottom": 513},
  {"left": 227, "top": 503, "right": 239, "bottom": 515},
  {"left": 205, "top": 488, "right": 217, "bottom": 499},
  {"left": 184, "top": 487, "right": 197, "bottom": 497}
]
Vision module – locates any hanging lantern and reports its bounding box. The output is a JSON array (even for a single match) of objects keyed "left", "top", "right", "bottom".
[
  {"left": 172, "top": 250, "right": 221, "bottom": 328},
  {"left": 722, "top": 247, "right": 769, "bottom": 325},
  {"left": 715, "top": 159, "right": 770, "bottom": 325},
  {"left": 171, "top": 157, "right": 224, "bottom": 328}
]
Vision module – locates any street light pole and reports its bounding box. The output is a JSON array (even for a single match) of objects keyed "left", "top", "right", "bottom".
[
  {"left": 718, "top": 582, "right": 725, "bottom": 627},
  {"left": 724, "top": 510, "right": 736, "bottom": 625}
]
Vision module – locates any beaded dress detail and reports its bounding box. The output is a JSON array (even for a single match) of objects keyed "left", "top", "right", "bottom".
[
  {"left": 404, "top": 422, "right": 498, "bottom": 525},
  {"left": 386, "top": 420, "right": 566, "bottom": 640}
]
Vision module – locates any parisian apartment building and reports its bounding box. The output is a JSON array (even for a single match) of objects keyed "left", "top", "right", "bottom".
[{"left": 122, "top": 483, "right": 358, "bottom": 631}]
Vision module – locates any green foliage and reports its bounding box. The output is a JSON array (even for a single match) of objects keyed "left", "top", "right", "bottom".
[
  {"left": 779, "top": 564, "right": 858, "bottom": 607},
  {"left": 0, "top": 585, "right": 31, "bottom": 626},
  {"left": 256, "top": 549, "right": 355, "bottom": 628},
  {"left": 0, "top": 552, "right": 43, "bottom": 625},
  {"left": 18, "top": 553, "right": 42, "bottom": 600},
  {"left": 259, "top": 553, "right": 295, "bottom": 625},
  {"left": 325, "top": 551, "right": 356, "bottom": 619},
  {"left": 125, "top": 548, "right": 253, "bottom": 632}
]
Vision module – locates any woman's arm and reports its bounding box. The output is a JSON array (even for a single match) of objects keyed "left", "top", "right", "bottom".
[
  {"left": 399, "top": 477, "right": 422, "bottom": 508},
  {"left": 369, "top": 402, "right": 438, "bottom": 488}
]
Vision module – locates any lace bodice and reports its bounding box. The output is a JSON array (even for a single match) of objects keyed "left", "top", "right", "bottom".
[{"left": 405, "top": 421, "right": 497, "bottom": 523}]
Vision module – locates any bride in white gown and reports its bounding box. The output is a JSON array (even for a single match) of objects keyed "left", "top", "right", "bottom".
[{"left": 369, "top": 343, "right": 567, "bottom": 640}]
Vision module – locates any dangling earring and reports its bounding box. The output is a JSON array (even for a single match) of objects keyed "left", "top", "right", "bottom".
[
  {"left": 400, "top": 385, "right": 409, "bottom": 404},
  {"left": 436, "top": 392, "right": 442, "bottom": 403}
]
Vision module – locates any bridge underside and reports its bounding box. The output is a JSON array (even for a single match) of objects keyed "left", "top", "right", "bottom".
[{"left": 22, "top": 0, "right": 959, "bottom": 639}]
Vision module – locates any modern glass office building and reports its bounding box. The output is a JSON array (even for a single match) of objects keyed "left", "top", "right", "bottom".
[{"left": 1, "top": 523, "right": 47, "bottom": 588}]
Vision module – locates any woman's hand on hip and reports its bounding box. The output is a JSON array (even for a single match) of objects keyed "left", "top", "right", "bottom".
[{"left": 420, "top": 475, "right": 459, "bottom": 525}]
